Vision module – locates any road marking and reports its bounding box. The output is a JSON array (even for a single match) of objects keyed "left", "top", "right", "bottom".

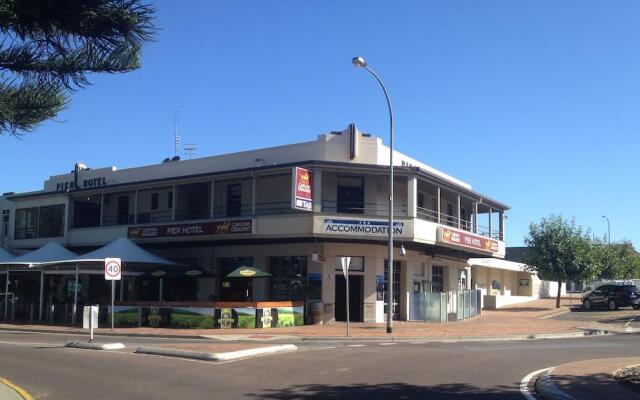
[
  {"left": 346, "top": 344, "right": 366, "bottom": 347},
  {"left": 0, "top": 377, "right": 34, "bottom": 400},
  {"left": 520, "top": 367, "right": 554, "bottom": 400},
  {"left": 378, "top": 342, "right": 397, "bottom": 346},
  {"left": 625, "top": 313, "right": 640, "bottom": 328}
]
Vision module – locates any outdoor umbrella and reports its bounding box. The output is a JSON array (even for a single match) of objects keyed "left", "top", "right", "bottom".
[
  {"left": 0, "top": 247, "right": 14, "bottom": 263},
  {"left": 226, "top": 266, "right": 271, "bottom": 278},
  {"left": 0, "top": 242, "right": 78, "bottom": 266}
]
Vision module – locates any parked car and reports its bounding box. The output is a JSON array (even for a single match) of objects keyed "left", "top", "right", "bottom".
[{"left": 582, "top": 283, "right": 640, "bottom": 310}]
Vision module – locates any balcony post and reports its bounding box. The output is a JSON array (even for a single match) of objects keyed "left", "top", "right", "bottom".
[
  {"left": 473, "top": 202, "right": 478, "bottom": 234},
  {"left": 210, "top": 180, "right": 215, "bottom": 218},
  {"left": 456, "top": 195, "right": 461, "bottom": 229},
  {"left": 499, "top": 210, "right": 505, "bottom": 241},
  {"left": 407, "top": 176, "right": 417, "bottom": 218},
  {"left": 436, "top": 187, "right": 441, "bottom": 224},
  {"left": 251, "top": 175, "right": 256, "bottom": 216},
  {"left": 312, "top": 169, "right": 322, "bottom": 213},
  {"left": 171, "top": 184, "right": 177, "bottom": 221},
  {"left": 133, "top": 190, "right": 138, "bottom": 224},
  {"left": 488, "top": 207, "right": 493, "bottom": 238}
]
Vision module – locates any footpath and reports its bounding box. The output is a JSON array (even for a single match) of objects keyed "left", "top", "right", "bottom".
[{"left": 536, "top": 357, "right": 640, "bottom": 400}]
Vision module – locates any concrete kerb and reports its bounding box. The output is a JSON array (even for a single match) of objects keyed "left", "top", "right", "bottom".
[
  {"left": 0, "top": 377, "right": 34, "bottom": 400},
  {"left": 535, "top": 370, "right": 575, "bottom": 400},
  {"left": 135, "top": 344, "right": 298, "bottom": 361},
  {"left": 64, "top": 341, "right": 125, "bottom": 350}
]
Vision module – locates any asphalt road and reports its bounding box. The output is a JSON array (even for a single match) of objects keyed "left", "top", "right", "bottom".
[
  {"left": 554, "top": 307, "right": 640, "bottom": 329},
  {"left": 0, "top": 331, "right": 639, "bottom": 399}
]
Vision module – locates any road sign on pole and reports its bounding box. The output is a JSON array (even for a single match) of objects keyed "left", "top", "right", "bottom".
[
  {"left": 104, "top": 258, "right": 122, "bottom": 281},
  {"left": 104, "top": 258, "right": 121, "bottom": 331},
  {"left": 341, "top": 257, "right": 351, "bottom": 337}
]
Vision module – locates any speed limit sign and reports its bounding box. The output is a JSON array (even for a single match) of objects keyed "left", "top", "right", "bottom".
[{"left": 104, "top": 258, "right": 122, "bottom": 281}]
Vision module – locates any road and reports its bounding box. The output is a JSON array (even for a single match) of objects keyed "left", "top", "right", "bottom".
[
  {"left": 0, "top": 331, "right": 639, "bottom": 399},
  {"left": 553, "top": 307, "right": 640, "bottom": 329}
]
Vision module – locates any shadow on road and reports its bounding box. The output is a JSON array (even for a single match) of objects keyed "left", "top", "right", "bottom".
[{"left": 248, "top": 382, "right": 516, "bottom": 399}]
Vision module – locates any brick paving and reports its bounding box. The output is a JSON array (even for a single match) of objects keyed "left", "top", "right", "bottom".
[{"left": 0, "top": 298, "right": 592, "bottom": 339}]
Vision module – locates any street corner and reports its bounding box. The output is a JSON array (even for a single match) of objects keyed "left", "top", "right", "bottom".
[
  {"left": 535, "top": 357, "right": 640, "bottom": 400},
  {"left": 0, "top": 377, "right": 33, "bottom": 400}
]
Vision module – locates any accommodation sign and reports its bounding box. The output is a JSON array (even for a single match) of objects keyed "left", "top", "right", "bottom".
[
  {"left": 323, "top": 219, "right": 404, "bottom": 236},
  {"left": 437, "top": 226, "right": 499, "bottom": 253},
  {"left": 292, "top": 167, "right": 313, "bottom": 211},
  {"left": 128, "top": 219, "right": 253, "bottom": 239}
]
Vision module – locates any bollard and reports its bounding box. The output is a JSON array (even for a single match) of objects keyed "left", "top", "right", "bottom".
[{"left": 29, "top": 304, "right": 34, "bottom": 323}]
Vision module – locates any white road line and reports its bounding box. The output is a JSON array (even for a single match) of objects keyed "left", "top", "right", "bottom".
[
  {"left": 346, "top": 344, "right": 366, "bottom": 347},
  {"left": 520, "top": 367, "right": 554, "bottom": 400},
  {"left": 378, "top": 342, "right": 397, "bottom": 346},
  {"left": 625, "top": 313, "right": 640, "bottom": 328}
]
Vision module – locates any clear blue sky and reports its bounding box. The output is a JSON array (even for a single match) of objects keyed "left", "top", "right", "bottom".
[{"left": 2, "top": 1, "right": 638, "bottom": 247}]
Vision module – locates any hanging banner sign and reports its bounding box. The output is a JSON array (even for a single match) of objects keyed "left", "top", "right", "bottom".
[
  {"left": 292, "top": 167, "right": 313, "bottom": 211},
  {"left": 128, "top": 219, "right": 253, "bottom": 239},
  {"left": 437, "top": 226, "right": 499, "bottom": 253}
]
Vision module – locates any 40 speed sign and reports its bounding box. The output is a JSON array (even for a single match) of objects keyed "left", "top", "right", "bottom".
[{"left": 104, "top": 258, "right": 122, "bottom": 280}]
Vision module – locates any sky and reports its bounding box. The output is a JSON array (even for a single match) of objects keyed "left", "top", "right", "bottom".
[{"left": 1, "top": 1, "right": 639, "bottom": 247}]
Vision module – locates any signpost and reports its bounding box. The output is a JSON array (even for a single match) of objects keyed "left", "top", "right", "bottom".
[
  {"left": 104, "top": 258, "right": 122, "bottom": 331},
  {"left": 341, "top": 257, "right": 351, "bottom": 337}
]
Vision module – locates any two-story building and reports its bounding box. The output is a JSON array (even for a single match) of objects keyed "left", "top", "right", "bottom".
[{"left": 0, "top": 124, "right": 508, "bottom": 323}]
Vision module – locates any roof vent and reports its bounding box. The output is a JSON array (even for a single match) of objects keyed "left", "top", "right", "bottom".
[
  {"left": 171, "top": 156, "right": 180, "bottom": 162},
  {"left": 162, "top": 158, "right": 171, "bottom": 164}
]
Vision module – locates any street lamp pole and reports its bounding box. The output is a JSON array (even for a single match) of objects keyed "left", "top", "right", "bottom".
[
  {"left": 601, "top": 215, "right": 611, "bottom": 245},
  {"left": 352, "top": 56, "right": 395, "bottom": 334}
]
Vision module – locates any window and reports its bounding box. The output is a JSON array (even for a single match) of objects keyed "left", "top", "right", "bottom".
[
  {"left": 337, "top": 176, "right": 364, "bottom": 214},
  {"left": 14, "top": 207, "right": 38, "bottom": 239},
  {"left": 38, "top": 205, "right": 65, "bottom": 237},
  {"left": 72, "top": 195, "right": 102, "bottom": 228},
  {"left": 446, "top": 203, "right": 454, "bottom": 225},
  {"left": 167, "top": 191, "right": 173, "bottom": 209},
  {"left": 417, "top": 192, "right": 425, "bottom": 209},
  {"left": 432, "top": 266, "right": 444, "bottom": 292},
  {"left": 270, "top": 256, "right": 308, "bottom": 301},
  {"left": 175, "top": 182, "right": 211, "bottom": 221},
  {"left": 151, "top": 193, "right": 159, "bottom": 210},
  {"left": 226, "top": 184, "right": 242, "bottom": 217},
  {"left": 15, "top": 205, "right": 65, "bottom": 239}
]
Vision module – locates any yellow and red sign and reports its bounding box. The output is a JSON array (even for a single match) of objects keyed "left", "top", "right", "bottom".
[
  {"left": 292, "top": 167, "right": 313, "bottom": 211},
  {"left": 438, "top": 226, "right": 499, "bottom": 253}
]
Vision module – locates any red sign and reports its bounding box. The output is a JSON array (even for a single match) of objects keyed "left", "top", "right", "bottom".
[
  {"left": 438, "top": 226, "right": 499, "bottom": 253},
  {"left": 127, "top": 219, "right": 253, "bottom": 239},
  {"left": 292, "top": 167, "right": 313, "bottom": 211}
]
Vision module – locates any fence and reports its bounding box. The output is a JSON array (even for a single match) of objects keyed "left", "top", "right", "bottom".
[{"left": 409, "top": 289, "right": 481, "bottom": 323}]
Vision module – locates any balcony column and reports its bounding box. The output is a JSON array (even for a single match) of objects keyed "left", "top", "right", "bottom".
[
  {"left": 171, "top": 185, "right": 177, "bottom": 221},
  {"left": 312, "top": 169, "right": 322, "bottom": 212},
  {"left": 456, "top": 195, "right": 461, "bottom": 229},
  {"left": 473, "top": 203, "right": 478, "bottom": 234},
  {"left": 133, "top": 190, "right": 138, "bottom": 224},
  {"left": 99, "top": 194, "right": 104, "bottom": 226},
  {"left": 210, "top": 180, "right": 215, "bottom": 218},
  {"left": 407, "top": 176, "right": 417, "bottom": 218},
  {"left": 251, "top": 175, "right": 256, "bottom": 216},
  {"left": 488, "top": 207, "right": 493, "bottom": 238},
  {"left": 499, "top": 211, "right": 505, "bottom": 241},
  {"left": 436, "top": 187, "right": 441, "bottom": 224}
]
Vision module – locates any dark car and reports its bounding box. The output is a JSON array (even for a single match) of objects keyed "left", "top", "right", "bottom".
[{"left": 582, "top": 284, "right": 640, "bottom": 310}]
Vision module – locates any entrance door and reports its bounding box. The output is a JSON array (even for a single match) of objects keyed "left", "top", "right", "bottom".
[{"left": 335, "top": 275, "right": 363, "bottom": 322}]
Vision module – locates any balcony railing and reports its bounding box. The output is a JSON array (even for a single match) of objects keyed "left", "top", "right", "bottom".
[
  {"left": 321, "top": 200, "right": 408, "bottom": 217},
  {"left": 417, "top": 206, "right": 501, "bottom": 240}
]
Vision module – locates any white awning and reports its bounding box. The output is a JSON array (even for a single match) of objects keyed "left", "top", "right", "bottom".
[{"left": 468, "top": 257, "right": 531, "bottom": 273}]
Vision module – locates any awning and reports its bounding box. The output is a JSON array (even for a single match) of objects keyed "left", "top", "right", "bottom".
[
  {"left": 468, "top": 257, "right": 529, "bottom": 273},
  {"left": 0, "top": 242, "right": 78, "bottom": 267},
  {"left": 37, "top": 238, "right": 177, "bottom": 267},
  {"left": 226, "top": 266, "right": 271, "bottom": 278},
  {"left": 0, "top": 247, "right": 14, "bottom": 262}
]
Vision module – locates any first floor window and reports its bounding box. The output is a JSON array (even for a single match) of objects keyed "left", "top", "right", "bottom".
[
  {"left": 38, "top": 205, "right": 65, "bottom": 237},
  {"left": 14, "top": 207, "right": 38, "bottom": 239}
]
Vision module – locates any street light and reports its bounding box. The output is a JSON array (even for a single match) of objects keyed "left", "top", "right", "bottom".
[
  {"left": 601, "top": 215, "right": 611, "bottom": 245},
  {"left": 352, "top": 56, "right": 395, "bottom": 334}
]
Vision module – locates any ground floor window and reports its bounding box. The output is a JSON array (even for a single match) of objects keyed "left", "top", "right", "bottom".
[
  {"left": 432, "top": 266, "right": 444, "bottom": 292},
  {"left": 270, "top": 256, "right": 307, "bottom": 301}
]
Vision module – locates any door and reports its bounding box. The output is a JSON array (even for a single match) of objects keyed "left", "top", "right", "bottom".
[
  {"left": 590, "top": 285, "right": 608, "bottom": 306},
  {"left": 335, "top": 275, "right": 363, "bottom": 322}
]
